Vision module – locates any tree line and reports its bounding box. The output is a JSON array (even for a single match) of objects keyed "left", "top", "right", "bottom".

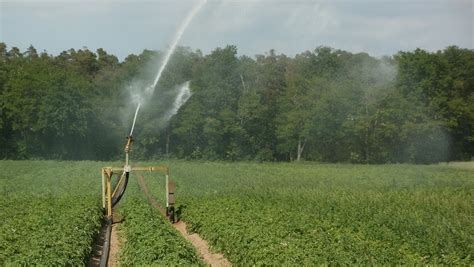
[{"left": 0, "top": 43, "right": 472, "bottom": 163}]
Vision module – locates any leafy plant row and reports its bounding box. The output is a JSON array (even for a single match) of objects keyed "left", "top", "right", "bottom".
[
  {"left": 146, "top": 161, "right": 474, "bottom": 265},
  {"left": 0, "top": 161, "right": 104, "bottom": 265},
  {"left": 116, "top": 177, "right": 202, "bottom": 265}
]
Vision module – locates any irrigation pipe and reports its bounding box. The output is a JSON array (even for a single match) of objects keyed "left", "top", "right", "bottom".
[{"left": 99, "top": 222, "right": 112, "bottom": 267}]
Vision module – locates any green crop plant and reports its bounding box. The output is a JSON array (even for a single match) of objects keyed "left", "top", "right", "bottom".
[
  {"left": 2, "top": 160, "right": 473, "bottom": 265},
  {"left": 0, "top": 160, "right": 202, "bottom": 266},
  {"left": 142, "top": 161, "right": 474, "bottom": 265},
  {"left": 0, "top": 161, "right": 104, "bottom": 265},
  {"left": 115, "top": 178, "right": 202, "bottom": 265}
]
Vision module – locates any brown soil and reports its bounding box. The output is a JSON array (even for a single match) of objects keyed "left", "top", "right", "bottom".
[
  {"left": 173, "top": 220, "right": 231, "bottom": 267},
  {"left": 136, "top": 175, "right": 231, "bottom": 267},
  {"left": 88, "top": 211, "right": 123, "bottom": 267},
  {"left": 107, "top": 223, "right": 121, "bottom": 267}
]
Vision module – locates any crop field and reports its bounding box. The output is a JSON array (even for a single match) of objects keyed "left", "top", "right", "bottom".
[
  {"left": 1, "top": 160, "right": 473, "bottom": 265},
  {"left": 0, "top": 160, "right": 200, "bottom": 266},
  {"left": 115, "top": 176, "right": 201, "bottom": 265},
  {"left": 144, "top": 161, "right": 474, "bottom": 265},
  {"left": 0, "top": 161, "right": 103, "bottom": 265}
]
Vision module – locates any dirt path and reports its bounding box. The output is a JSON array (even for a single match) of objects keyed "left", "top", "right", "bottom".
[
  {"left": 107, "top": 223, "right": 121, "bottom": 267},
  {"left": 87, "top": 210, "right": 122, "bottom": 267},
  {"left": 136, "top": 175, "right": 231, "bottom": 267},
  {"left": 173, "top": 220, "right": 231, "bottom": 267}
]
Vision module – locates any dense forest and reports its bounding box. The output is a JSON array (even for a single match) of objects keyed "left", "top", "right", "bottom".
[{"left": 0, "top": 43, "right": 472, "bottom": 163}]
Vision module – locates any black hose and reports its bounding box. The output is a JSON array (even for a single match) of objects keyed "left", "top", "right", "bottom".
[
  {"left": 98, "top": 171, "right": 128, "bottom": 266},
  {"left": 99, "top": 221, "right": 112, "bottom": 267},
  {"left": 112, "top": 172, "right": 129, "bottom": 207}
]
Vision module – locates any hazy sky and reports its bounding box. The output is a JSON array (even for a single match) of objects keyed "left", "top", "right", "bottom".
[{"left": 1, "top": 0, "right": 472, "bottom": 60}]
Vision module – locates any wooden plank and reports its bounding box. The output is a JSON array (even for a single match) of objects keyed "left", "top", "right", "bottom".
[{"left": 107, "top": 166, "right": 169, "bottom": 173}]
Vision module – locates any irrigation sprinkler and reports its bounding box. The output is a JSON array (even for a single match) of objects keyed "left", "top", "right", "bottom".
[
  {"left": 100, "top": 107, "right": 176, "bottom": 224},
  {"left": 96, "top": 3, "right": 205, "bottom": 265},
  {"left": 98, "top": 105, "right": 177, "bottom": 267},
  {"left": 99, "top": 0, "right": 205, "bottom": 224},
  {"left": 100, "top": 145, "right": 176, "bottom": 223}
]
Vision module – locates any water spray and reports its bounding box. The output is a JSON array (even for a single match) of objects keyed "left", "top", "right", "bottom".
[
  {"left": 148, "top": 0, "right": 207, "bottom": 93},
  {"left": 130, "top": 0, "right": 206, "bottom": 138},
  {"left": 129, "top": 104, "right": 141, "bottom": 137},
  {"left": 99, "top": 3, "right": 207, "bottom": 265},
  {"left": 163, "top": 81, "right": 192, "bottom": 122}
]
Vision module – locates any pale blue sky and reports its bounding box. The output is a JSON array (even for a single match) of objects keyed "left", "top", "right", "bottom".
[{"left": 1, "top": 0, "right": 472, "bottom": 60}]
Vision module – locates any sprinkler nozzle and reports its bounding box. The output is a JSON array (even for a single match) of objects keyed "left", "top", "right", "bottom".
[{"left": 125, "top": 135, "right": 134, "bottom": 153}]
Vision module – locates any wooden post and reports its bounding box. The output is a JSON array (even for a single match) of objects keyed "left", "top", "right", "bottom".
[
  {"left": 166, "top": 174, "right": 169, "bottom": 207},
  {"left": 106, "top": 169, "right": 112, "bottom": 220},
  {"left": 100, "top": 165, "right": 172, "bottom": 220},
  {"left": 101, "top": 168, "right": 105, "bottom": 209},
  {"left": 167, "top": 179, "right": 175, "bottom": 207}
]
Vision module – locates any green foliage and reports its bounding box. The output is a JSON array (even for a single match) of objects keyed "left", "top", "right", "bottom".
[
  {"left": 0, "top": 161, "right": 103, "bottom": 265},
  {"left": 117, "top": 181, "right": 202, "bottom": 265},
  {"left": 146, "top": 161, "right": 474, "bottom": 265},
  {"left": 0, "top": 160, "right": 203, "bottom": 266},
  {"left": 0, "top": 43, "right": 472, "bottom": 163},
  {"left": 1, "top": 160, "right": 473, "bottom": 265}
]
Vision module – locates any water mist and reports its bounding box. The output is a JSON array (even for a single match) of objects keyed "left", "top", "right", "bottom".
[
  {"left": 128, "top": 0, "right": 207, "bottom": 135},
  {"left": 162, "top": 81, "right": 192, "bottom": 123}
]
